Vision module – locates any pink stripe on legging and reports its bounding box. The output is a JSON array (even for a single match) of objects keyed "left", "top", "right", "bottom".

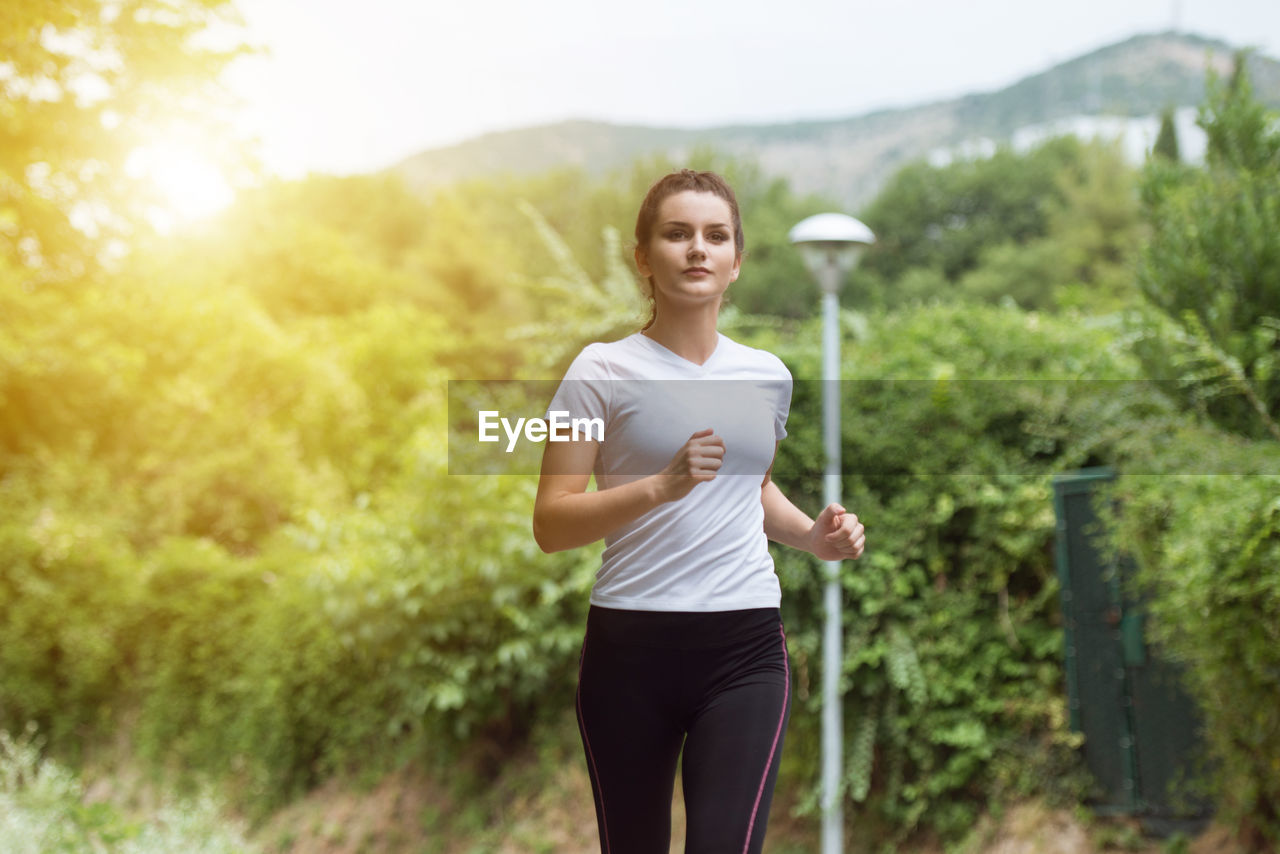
[
  {"left": 577, "top": 634, "right": 611, "bottom": 854},
  {"left": 742, "top": 623, "right": 790, "bottom": 854}
]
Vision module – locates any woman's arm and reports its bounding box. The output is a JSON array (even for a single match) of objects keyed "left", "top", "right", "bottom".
[
  {"left": 532, "top": 428, "right": 727, "bottom": 553},
  {"left": 761, "top": 443, "right": 866, "bottom": 561}
]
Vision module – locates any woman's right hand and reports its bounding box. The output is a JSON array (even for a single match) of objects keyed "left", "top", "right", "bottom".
[
  {"left": 533, "top": 427, "right": 723, "bottom": 553},
  {"left": 658, "top": 428, "right": 725, "bottom": 502}
]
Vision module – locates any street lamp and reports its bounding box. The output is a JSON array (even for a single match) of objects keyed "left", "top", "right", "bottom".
[{"left": 788, "top": 212, "right": 875, "bottom": 854}]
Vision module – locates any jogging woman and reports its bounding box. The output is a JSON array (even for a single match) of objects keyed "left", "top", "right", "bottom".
[{"left": 534, "top": 169, "right": 865, "bottom": 854}]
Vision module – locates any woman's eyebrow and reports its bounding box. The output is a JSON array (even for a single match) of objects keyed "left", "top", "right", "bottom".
[{"left": 660, "top": 220, "right": 731, "bottom": 229}]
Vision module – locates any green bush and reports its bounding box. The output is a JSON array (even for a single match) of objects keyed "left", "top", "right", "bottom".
[
  {"left": 0, "top": 727, "right": 258, "bottom": 854},
  {"left": 1107, "top": 56, "right": 1280, "bottom": 850},
  {"left": 0, "top": 470, "right": 138, "bottom": 749},
  {"left": 1108, "top": 432, "right": 1280, "bottom": 848},
  {"left": 105, "top": 439, "right": 596, "bottom": 809},
  {"left": 743, "top": 303, "right": 1135, "bottom": 843},
  {"left": 1134, "top": 57, "right": 1280, "bottom": 442},
  {"left": 1, "top": 183, "right": 601, "bottom": 810}
]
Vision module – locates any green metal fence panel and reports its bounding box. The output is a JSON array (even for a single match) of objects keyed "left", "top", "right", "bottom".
[
  {"left": 1052, "top": 468, "right": 1211, "bottom": 824},
  {"left": 1054, "top": 468, "right": 1136, "bottom": 812}
]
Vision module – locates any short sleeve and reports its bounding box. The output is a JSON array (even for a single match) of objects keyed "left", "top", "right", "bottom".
[
  {"left": 773, "top": 366, "right": 793, "bottom": 441},
  {"left": 546, "top": 345, "right": 611, "bottom": 432}
]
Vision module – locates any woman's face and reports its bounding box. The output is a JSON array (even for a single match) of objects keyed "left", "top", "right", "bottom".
[{"left": 636, "top": 190, "right": 741, "bottom": 315}]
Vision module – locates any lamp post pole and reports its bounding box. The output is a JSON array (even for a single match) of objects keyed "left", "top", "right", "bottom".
[
  {"left": 788, "top": 215, "right": 875, "bottom": 854},
  {"left": 820, "top": 273, "right": 844, "bottom": 854}
]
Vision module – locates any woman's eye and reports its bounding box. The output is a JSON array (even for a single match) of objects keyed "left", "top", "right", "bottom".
[
  {"left": 667, "top": 230, "right": 685, "bottom": 240},
  {"left": 710, "top": 232, "right": 728, "bottom": 242}
]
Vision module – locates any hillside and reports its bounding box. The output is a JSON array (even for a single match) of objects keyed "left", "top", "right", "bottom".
[{"left": 390, "top": 32, "right": 1280, "bottom": 210}]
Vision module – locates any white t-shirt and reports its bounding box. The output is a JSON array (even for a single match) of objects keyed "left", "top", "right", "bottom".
[{"left": 547, "top": 331, "right": 793, "bottom": 612}]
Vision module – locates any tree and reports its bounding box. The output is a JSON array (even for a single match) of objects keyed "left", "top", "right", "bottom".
[
  {"left": 1152, "top": 106, "right": 1181, "bottom": 162},
  {"left": 856, "top": 136, "right": 1086, "bottom": 295},
  {"left": 1136, "top": 51, "right": 1280, "bottom": 441},
  {"left": 0, "top": 0, "right": 245, "bottom": 278},
  {"left": 851, "top": 136, "right": 1142, "bottom": 312},
  {"left": 957, "top": 141, "right": 1143, "bottom": 312},
  {"left": 1120, "top": 52, "right": 1280, "bottom": 850}
]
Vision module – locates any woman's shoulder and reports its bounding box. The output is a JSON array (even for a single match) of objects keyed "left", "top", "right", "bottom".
[
  {"left": 560, "top": 333, "right": 646, "bottom": 379},
  {"left": 715, "top": 333, "right": 792, "bottom": 379}
]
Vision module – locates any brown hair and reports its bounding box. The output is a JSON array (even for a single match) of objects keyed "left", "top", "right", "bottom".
[{"left": 634, "top": 169, "right": 744, "bottom": 330}]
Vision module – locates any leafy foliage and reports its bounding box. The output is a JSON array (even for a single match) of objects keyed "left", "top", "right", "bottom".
[
  {"left": 857, "top": 138, "right": 1086, "bottom": 289},
  {"left": 1108, "top": 463, "right": 1280, "bottom": 851},
  {"left": 746, "top": 304, "right": 1137, "bottom": 843},
  {"left": 854, "top": 137, "right": 1144, "bottom": 313},
  {"left": 0, "top": 167, "right": 613, "bottom": 810},
  {"left": 1133, "top": 54, "right": 1280, "bottom": 441},
  {"left": 5, "top": 35, "right": 1280, "bottom": 847},
  {"left": 1108, "top": 52, "right": 1280, "bottom": 852},
  {"left": 1153, "top": 107, "right": 1182, "bottom": 162},
  {"left": 0, "top": 726, "right": 258, "bottom": 853},
  {"left": 0, "top": 0, "right": 247, "bottom": 276}
]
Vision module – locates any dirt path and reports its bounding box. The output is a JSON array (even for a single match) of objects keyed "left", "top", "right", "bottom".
[{"left": 249, "top": 760, "right": 1236, "bottom": 854}]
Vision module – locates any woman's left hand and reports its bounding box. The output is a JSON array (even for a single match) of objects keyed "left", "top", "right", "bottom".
[{"left": 806, "top": 503, "right": 865, "bottom": 561}]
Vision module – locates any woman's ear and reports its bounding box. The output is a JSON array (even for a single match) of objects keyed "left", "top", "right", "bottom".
[{"left": 634, "top": 245, "right": 651, "bottom": 278}]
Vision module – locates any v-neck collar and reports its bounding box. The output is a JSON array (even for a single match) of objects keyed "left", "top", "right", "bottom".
[{"left": 636, "top": 331, "right": 723, "bottom": 373}]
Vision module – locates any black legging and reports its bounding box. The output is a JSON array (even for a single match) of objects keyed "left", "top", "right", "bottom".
[{"left": 575, "top": 605, "right": 792, "bottom": 854}]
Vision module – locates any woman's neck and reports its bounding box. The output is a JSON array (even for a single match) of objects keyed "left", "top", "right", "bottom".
[{"left": 642, "top": 305, "right": 721, "bottom": 365}]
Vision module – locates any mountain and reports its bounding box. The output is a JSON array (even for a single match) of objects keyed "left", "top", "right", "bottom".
[{"left": 390, "top": 32, "right": 1280, "bottom": 211}]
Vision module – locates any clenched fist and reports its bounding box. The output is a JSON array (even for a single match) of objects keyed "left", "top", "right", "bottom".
[
  {"left": 657, "top": 428, "right": 725, "bottom": 502},
  {"left": 806, "top": 503, "right": 865, "bottom": 561}
]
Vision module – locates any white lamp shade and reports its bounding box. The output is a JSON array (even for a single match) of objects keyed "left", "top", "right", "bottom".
[
  {"left": 788, "top": 213, "right": 876, "bottom": 247},
  {"left": 788, "top": 213, "right": 876, "bottom": 291}
]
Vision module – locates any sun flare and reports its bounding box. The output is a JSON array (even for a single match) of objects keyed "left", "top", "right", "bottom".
[{"left": 125, "top": 139, "right": 237, "bottom": 230}]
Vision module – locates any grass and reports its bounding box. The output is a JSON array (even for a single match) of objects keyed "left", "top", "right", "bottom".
[{"left": 0, "top": 725, "right": 259, "bottom": 854}]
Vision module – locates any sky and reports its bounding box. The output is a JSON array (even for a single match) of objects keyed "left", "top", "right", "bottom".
[{"left": 220, "top": 0, "right": 1280, "bottom": 179}]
